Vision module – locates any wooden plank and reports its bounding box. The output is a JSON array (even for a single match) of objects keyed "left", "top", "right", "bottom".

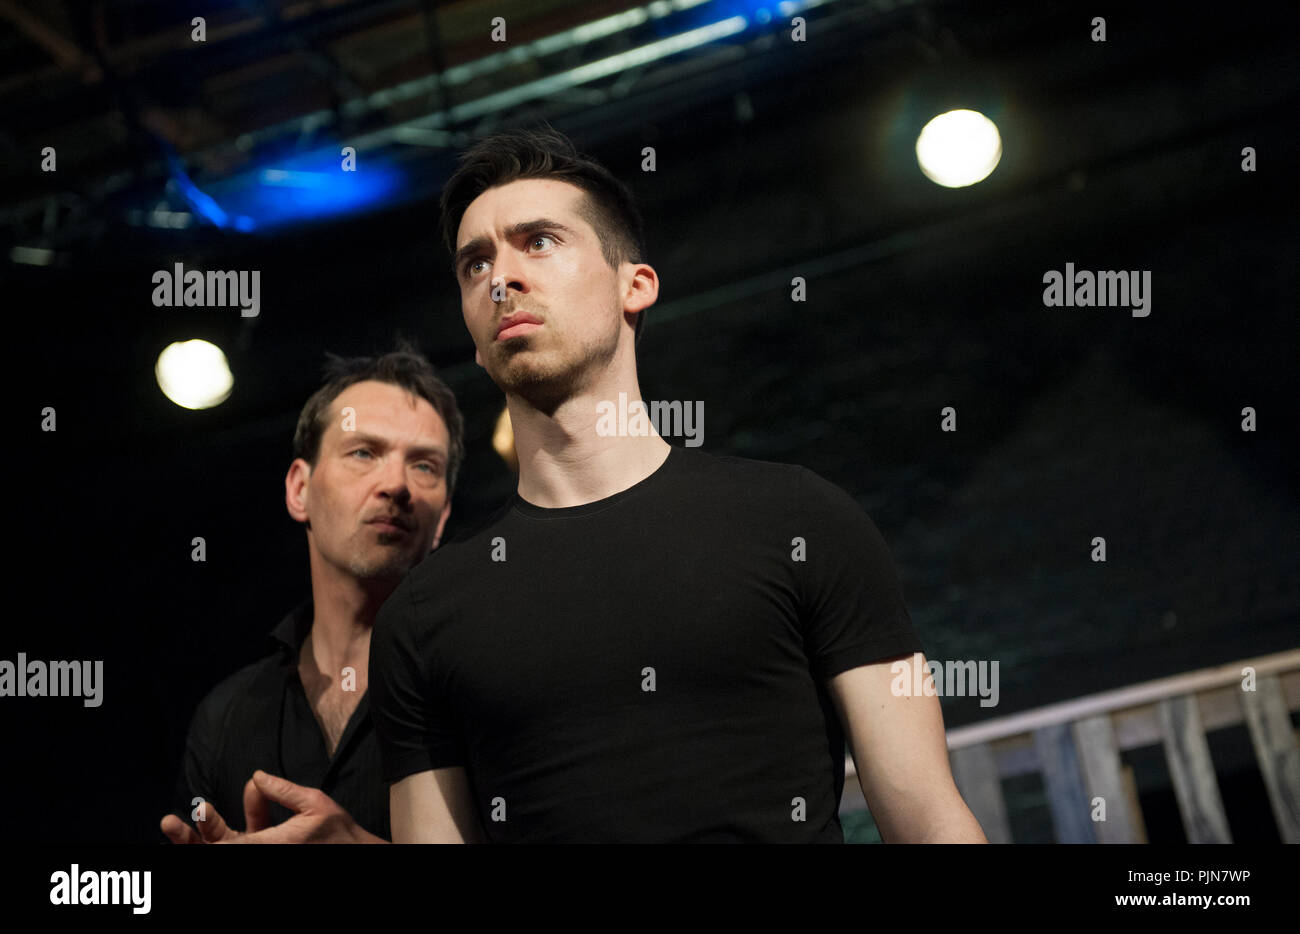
[
  {"left": 1157, "top": 695, "right": 1232, "bottom": 843},
  {"left": 1120, "top": 764, "right": 1148, "bottom": 843},
  {"left": 950, "top": 743, "right": 1012, "bottom": 843},
  {"left": 1113, "top": 687, "right": 1248, "bottom": 752},
  {"left": 990, "top": 734, "right": 1038, "bottom": 779},
  {"left": 1073, "top": 714, "right": 1138, "bottom": 843},
  {"left": 1240, "top": 674, "right": 1300, "bottom": 843},
  {"left": 990, "top": 685, "right": 1267, "bottom": 780},
  {"left": 1284, "top": 669, "right": 1300, "bottom": 708},
  {"left": 1111, "top": 703, "right": 1162, "bottom": 751},
  {"left": 841, "top": 655, "right": 1300, "bottom": 800},
  {"left": 1034, "top": 723, "right": 1096, "bottom": 843},
  {"left": 946, "top": 649, "right": 1300, "bottom": 750}
]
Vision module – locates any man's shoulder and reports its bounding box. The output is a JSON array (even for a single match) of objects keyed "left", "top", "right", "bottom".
[
  {"left": 673, "top": 446, "right": 818, "bottom": 496},
  {"left": 189, "top": 652, "right": 280, "bottom": 728},
  {"left": 675, "top": 447, "right": 872, "bottom": 528},
  {"left": 680, "top": 446, "right": 806, "bottom": 478},
  {"left": 177, "top": 648, "right": 286, "bottom": 806},
  {"left": 397, "top": 495, "right": 515, "bottom": 591}
]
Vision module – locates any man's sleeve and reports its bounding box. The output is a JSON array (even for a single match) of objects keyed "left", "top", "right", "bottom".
[
  {"left": 793, "top": 467, "right": 927, "bottom": 681},
  {"left": 369, "top": 577, "right": 467, "bottom": 783}
]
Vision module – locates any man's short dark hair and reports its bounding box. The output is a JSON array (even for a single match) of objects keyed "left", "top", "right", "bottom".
[
  {"left": 292, "top": 342, "right": 466, "bottom": 495},
  {"left": 439, "top": 124, "right": 649, "bottom": 342}
]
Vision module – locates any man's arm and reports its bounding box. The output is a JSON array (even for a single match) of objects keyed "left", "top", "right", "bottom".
[
  {"left": 827, "top": 653, "right": 987, "bottom": 843},
  {"left": 390, "top": 767, "right": 483, "bottom": 843}
]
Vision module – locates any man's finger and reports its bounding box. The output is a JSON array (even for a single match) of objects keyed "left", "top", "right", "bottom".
[
  {"left": 194, "top": 800, "right": 239, "bottom": 842},
  {"left": 243, "top": 776, "right": 272, "bottom": 832},
  {"left": 226, "top": 817, "right": 300, "bottom": 845},
  {"left": 160, "top": 814, "right": 202, "bottom": 845},
  {"left": 251, "top": 770, "right": 319, "bottom": 814}
]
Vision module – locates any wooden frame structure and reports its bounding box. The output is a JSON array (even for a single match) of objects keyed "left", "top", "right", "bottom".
[{"left": 840, "top": 649, "right": 1300, "bottom": 843}]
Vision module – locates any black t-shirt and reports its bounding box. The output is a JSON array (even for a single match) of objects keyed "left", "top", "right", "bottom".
[{"left": 370, "top": 445, "right": 925, "bottom": 842}]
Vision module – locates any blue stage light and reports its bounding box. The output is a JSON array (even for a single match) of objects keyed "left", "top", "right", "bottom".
[{"left": 165, "top": 145, "right": 405, "bottom": 233}]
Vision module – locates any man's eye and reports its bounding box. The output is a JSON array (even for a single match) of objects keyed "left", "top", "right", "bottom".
[
  {"left": 350, "top": 449, "right": 373, "bottom": 459},
  {"left": 529, "top": 235, "right": 555, "bottom": 251},
  {"left": 465, "top": 259, "right": 487, "bottom": 277},
  {"left": 415, "top": 462, "right": 439, "bottom": 474}
]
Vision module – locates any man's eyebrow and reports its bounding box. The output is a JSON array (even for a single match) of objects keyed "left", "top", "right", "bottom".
[
  {"left": 338, "top": 432, "right": 447, "bottom": 458},
  {"left": 452, "top": 219, "right": 577, "bottom": 275},
  {"left": 452, "top": 237, "right": 489, "bottom": 276},
  {"left": 406, "top": 444, "right": 448, "bottom": 460},
  {"left": 337, "top": 432, "right": 386, "bottom": 450}
]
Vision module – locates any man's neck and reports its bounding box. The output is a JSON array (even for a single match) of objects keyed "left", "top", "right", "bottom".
[
  {"left": 303, "top": 563, "right": 395, "bottom": 675},
  {"left": 508, "top": 365, "right": 671, "bottom": 508}
]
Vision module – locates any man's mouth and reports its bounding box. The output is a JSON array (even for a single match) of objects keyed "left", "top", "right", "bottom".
[
  {"left": 496, "top": 311, "right": 543, "bottom": 341},
  {"left": 367, "top": 517, "right": 410, "bottom": 533}
]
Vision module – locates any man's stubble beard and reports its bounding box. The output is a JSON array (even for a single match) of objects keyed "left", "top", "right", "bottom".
[
  {"left": 342, "top": 534, "right": 421, "bottom": 582},
  {"left": 487, "top": 303, "right": 622, "bottom": 416}
]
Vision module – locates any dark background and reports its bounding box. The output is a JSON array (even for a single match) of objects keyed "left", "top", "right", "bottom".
[{"left": 2, "top": 0, "right": 1296, "bottom": 842}]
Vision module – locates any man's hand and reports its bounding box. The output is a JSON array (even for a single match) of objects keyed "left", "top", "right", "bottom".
[
  {"left": 159, "top": 771, "right": 387, "bottom": 844},
  {"left": 159, "top": 791, "right": 249, "bottom": 844}
]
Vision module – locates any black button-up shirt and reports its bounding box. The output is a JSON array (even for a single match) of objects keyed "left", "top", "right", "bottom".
[{"left": 169, "top": 602, "right": 389, "bottom": 840}]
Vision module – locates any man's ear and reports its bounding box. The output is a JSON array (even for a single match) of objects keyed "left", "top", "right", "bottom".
[
  {"left": 431, "top": 500, "right": 452, "bottom": 550},
  {"left": 285, "top": 459, "right": 311, "bottom": 525},
  {"left": 622, "top": 261, "right": 658, "bottom": 316}
]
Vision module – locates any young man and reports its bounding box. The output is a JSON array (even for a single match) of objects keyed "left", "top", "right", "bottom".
[
  {"left": 161, "top": 346, "right": 463, "bottom": 843},
  {"left": 370, "top": 126, "right": 987, "bottom": 843}
]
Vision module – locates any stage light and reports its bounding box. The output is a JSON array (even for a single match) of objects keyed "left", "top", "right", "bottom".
[
  {"left": 915, "top": 109, "right": 1002, "bottom": 188},
  {"left": 206, "top": 146, "right": 403, "bottom": 230},
  {"left": 155, "top": 340, "right": 234, "bottom": 410}
]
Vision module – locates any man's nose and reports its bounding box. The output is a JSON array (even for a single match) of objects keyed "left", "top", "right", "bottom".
[
  {"left": 491, "top": 248, "right": 529, "bottom": 296},
  {"left": 376, "top": 455, "right": 411, "bottom": 500}
]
